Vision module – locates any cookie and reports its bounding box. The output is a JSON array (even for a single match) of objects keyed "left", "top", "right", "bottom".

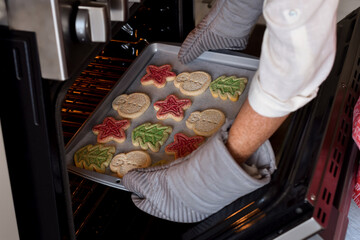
[
  {"left": 140, "top": 64, "right": 176, "bottom": 88},
  {"left": 209, "top": 75, "right": 248, "bottom": 101},
  {"left": 174, "top": 71, "right": 211, "bottom": 96},
  {"left": 151, "top": 159, "right": 172, "bottom": 167},
  {"left": 112, "top": 93, "right": 150, "bottom": 119},
  {"left": 74, "top": 144, "right": 115, "bottom": 173},
  {"left": 154, "top": 94, "right": 192, "bottom": 121},
  {"left": 132, "top": 122, "right": 172, "bottom": 152},
  {"left": 186, "top": 109, "right": 225, "bottom": 137},
  {"left": 110, "top": 151, "right": 151, "bottom": 178},
  {"left": 92, "top": 117, "right": 130, "bottom": 143},
  {"left": 165, "top": 133, "right": 205, "bottom": 159}
]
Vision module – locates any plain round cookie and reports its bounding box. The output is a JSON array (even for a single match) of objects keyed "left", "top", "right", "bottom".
[
  {"left": 112, "top": 93, "right": 150, "bottom": 119},
  {"left": 110, "top": 151, "right": 151, "bottom": 178},
  {"left": 174, "top": 71, "right": 211, "bottom": 96},
  {"left": 186, "top": 109, "right": 225, "bottom": 137}
]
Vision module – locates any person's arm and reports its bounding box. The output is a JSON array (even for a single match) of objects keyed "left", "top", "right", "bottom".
[
  {"left": 227, "top": 98, "right": 288, "bottom": 164},
  {"left": 226, "top": 0, "right": 339, "bottom": 164}
]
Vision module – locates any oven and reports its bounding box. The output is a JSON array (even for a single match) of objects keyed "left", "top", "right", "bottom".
[{"left": 0, "top": 1, "right": 359, "bottom": 239}]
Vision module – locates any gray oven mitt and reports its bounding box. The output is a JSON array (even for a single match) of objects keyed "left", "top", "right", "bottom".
[
  {"left": 178, "top": 0, "right": 264, "bottom": 64},
  {"left": 122, "top": 120, "right": 276, "bottom": 223}
]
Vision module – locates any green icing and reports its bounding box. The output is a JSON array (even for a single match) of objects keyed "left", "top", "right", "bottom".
[
  {"left": 210, "top": 76, "right": 247, "bottom": 98},
  {"left": 132, "top": 123, "right": 172, "bottom": 150},
  {"left": 75, "top": 144, "right": 115, "bottom": 169}
]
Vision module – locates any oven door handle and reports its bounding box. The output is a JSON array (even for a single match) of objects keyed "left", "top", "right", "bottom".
[
  {"left": 109, "top": 0, "right": 129, "bottom": 22},
  {"left": 76, "top": 2, "right": 110, "bottom": 43}
]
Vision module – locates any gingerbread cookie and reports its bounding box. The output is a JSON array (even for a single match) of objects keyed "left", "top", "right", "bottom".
[
  {"left": 140, "top": 64, "right": 176, "bottom": 88},
  {"left": 74, "top": 144, "right": 115, "bottom": 173},
  {"left": 92, "top": 117, "right": 130, "bottom": 144},
  {"left": 112, "top": 93, "right": 150, "bottom": 119},
  {"left": 154, "top": 94, "right": 192, "bottom": 121},
  {"left": 186, "top": 109, "right": 225, "bottom": 137},
  {"left": 132, "top": 122, "right": 172, "bottom": 152},
  {"left": 174, "top": 71, "right": 211, "bottom": 96},
  {"left": 209, "top": 75, "right": 248, "bottom": 101},
  {"left": 165, "top": 133, "right": 205, "bottom": 159},
  {"left": 110, "top": 151, "right": 151, "bottom": 178}
]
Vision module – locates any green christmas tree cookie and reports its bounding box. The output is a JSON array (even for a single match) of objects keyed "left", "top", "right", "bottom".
[
  {"left": 209, "top": 75, "right": 248, "bottom": 101},
  {"left": 132, "top": 122, "right": 172, "bottom": 152},
  {"left": 74, "top": 144, "right": 115, "bottom": 173}
]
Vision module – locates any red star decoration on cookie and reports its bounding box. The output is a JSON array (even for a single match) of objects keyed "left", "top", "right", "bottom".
[
  {"left": 92, "top": 117, "right": 130, "bottom": 143},
  {"left": 154, "top": 95, "right": 192, "bottom": 121},
  {"left": 141, "top": 65, "right": 176, "bottom": 88},
  {"left": 165, "top": 133, "right": 205, "bottom": 159}
]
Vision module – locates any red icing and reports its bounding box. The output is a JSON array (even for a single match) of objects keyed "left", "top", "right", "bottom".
[
  {"left": 165, "top": 133, "right": 204, "bottom": 159},
  {"left": 154, "top": 95, "right": 191, "bottom": 120},
  {"left": 92, "top": 117, "right": 130, "bottom": 143},
  {"left": 141, "top": 65, "right": 176, "bottom": 87}
]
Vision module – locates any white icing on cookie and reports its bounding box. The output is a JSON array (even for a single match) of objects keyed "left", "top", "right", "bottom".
[
  {"left": 186, "top": 109, "right": 225, "bottom": 137},
  {"left": 112, "top": 93, "right": 150, "bottom": 119},
  {"left": 110, "top": 151, "right": 151, "bottom": 178},
  {"left": 174, "top": 71, "right": 211, "bottom": 96}
]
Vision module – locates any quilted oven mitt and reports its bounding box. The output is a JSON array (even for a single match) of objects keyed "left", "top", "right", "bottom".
[
  {"left": 123, "top": 120, "right": 276, "bottom": 223},
  {"left": 178, "top": 0, "right": 264, "bottom": 64}
]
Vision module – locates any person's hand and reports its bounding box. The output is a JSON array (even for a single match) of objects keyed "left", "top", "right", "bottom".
[
  {"left": 178, "top": 0, "right": 264, "bottom": 64},
  {"left": 122, "top": 120, "right": 276, "bottom": 223}
]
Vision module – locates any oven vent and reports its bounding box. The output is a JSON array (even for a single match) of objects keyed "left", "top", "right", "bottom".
[
  {"left": 318, "top": 44, "right": 360, "bottom": 229},
  {"left": 313, "top": 54, "right": 360, "bottom": 227},
  {"left": 307, "top": 10, "right": 360, "bottom": 229}
]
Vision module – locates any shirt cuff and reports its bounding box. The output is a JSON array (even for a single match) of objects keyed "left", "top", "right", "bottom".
[{"left": 248, "top": 71, "right": 319, "bottom": 118}]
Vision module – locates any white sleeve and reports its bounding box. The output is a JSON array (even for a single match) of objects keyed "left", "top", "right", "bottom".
[{"left": 248, "top": 0, "right": 339, "bottom": 117}]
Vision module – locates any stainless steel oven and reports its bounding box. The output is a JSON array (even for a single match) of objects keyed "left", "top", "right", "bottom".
[{"left": 0, "top": 1, "right": 359, "bottom": 239}]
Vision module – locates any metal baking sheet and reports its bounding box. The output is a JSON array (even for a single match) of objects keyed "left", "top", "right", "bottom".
[{"left": 65, "top": 43, "right": 259, "bottom": 191}]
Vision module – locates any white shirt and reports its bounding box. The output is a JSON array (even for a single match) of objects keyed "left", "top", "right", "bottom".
[{"left": 248, "top": 0, "right": 339, "bottom": 117}]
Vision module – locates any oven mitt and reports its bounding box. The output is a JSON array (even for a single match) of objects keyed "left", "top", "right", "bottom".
[
  {"left": 178, "top": 0, "right": 264, "bottom": 64},
  {"left": 122, "top": 120, "right": 276, "bottom": 223}
]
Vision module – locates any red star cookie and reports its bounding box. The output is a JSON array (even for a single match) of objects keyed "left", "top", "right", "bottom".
[
  {"left": 92, "top": 117, "right": 130, "bottom": 143},
  {"left": 154, "top": 94, "right": 192, "bottom": 121},
  {"left": 140, "top": 64, "right": 176, "bottom": 88},
  {"left": 165, "top": 133, "right": 205, "bottom": 159}
]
